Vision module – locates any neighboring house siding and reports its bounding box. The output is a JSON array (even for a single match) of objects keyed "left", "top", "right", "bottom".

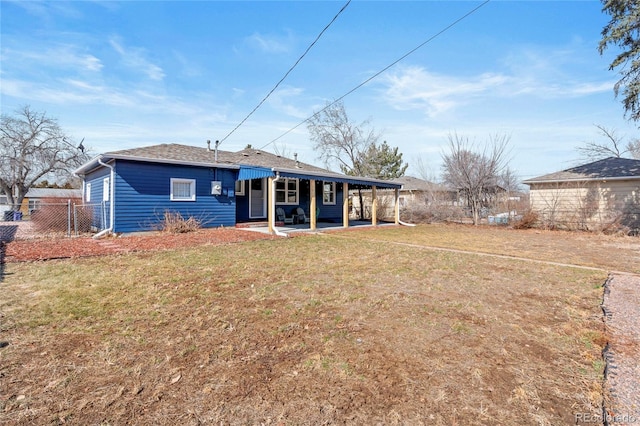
[
  {"left": 529, "top": 180, "right": 639, "bottom": 231},
  {"left": 113, "top": 160, "right": 237, "bottom": 233}
]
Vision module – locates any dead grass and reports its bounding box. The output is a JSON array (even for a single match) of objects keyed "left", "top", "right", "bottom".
[
  {"left": 0, "top": 225, "right": 617, "bottom": 425},
  {"left": 340, "top": 223, "right": 640, "bottom": 274}
]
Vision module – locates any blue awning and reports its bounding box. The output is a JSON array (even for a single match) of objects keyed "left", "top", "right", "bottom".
[{"left": 237, "top": 166, "right": 275, "bottom": 181}]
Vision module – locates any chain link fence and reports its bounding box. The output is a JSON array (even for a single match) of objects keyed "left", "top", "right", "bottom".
[{"left": 0, "top": 200, "right": 106, "bottom": 239}]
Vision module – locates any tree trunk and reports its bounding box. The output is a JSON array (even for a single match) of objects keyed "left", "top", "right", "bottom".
[
  {"left": 357, "top": 188, "right": 365, "bottom": 220},
  {"left": 471, "top": 197, "right": 480, "bottom": 226}
]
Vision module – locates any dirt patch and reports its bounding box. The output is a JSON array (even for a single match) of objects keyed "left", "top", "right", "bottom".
[{"left": 3, "top": 228, "right": 277, "bottom": 262}]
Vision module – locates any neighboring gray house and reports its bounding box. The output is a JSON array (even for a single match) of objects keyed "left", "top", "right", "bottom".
[
  {"left": 23, "top": 188, "right": 83, "bottom": 213},
  {"left": 523, "top": 157, "right": 640, "bottom": 233}
]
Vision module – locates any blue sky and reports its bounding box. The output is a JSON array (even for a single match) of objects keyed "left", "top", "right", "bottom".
[{"left": 1, "top": 0, "right": 637, "bottom": 181}]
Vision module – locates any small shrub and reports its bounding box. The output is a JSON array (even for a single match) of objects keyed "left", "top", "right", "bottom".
[
  {"left": 401, "top": 203, "right": 465, "bottom": 224},
  {"left": 161, "top": 211, "right": 201, "bottom": 233},
  {"left": 512, "top": 209, "right": 538, "bottom": 230}
]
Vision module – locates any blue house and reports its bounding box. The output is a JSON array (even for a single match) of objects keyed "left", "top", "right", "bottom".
[{"left": 73, "top": 143, "right": 402, "bottom": 236}]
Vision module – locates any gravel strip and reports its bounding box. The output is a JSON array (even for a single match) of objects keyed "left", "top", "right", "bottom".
[{"left": 602, "top": 274, "right": 640, "bottom": 425}]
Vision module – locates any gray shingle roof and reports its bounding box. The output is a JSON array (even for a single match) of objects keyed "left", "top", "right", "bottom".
[
  {"left": 390, "top": 176, "right": 452, "bottom": 192},
  {"left": 104, "top": 143, "right": 332, "bottom": 174},
  {"left": 75, "top": 143, "right": 401, "bottom": 188},
  {"left": 26, "top": 188, "right": 82, "bottom": 199},
  {"left": 523, "top": 157, "right": 640, "bottom": 184}
]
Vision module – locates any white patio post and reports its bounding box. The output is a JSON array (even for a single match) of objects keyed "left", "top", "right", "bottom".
[
  {"left": 371, "top": 185, "right": 378, "bottom": 226},
  {"left": 394, "top": 187, "right": 400, "bottom": 225},
  {"left": 310, "top": 179, "right": 317, "bottom": 231},
  {"left": 268, "top": 176, "right": 275, "bottom": 234}
]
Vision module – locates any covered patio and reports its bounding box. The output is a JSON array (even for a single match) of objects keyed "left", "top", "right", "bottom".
[
  {"left": 237, "top": 219, "right": 399, "bottom": 235},
  {"left": 236, "top": 165, "right": 404, "bottom": 236}
]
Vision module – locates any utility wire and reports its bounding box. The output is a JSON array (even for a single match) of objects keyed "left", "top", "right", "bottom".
[
  {"left": 219, "top": 0, "right": 352, "bottom": 145},
  {"left": 259, "top": 0, "right": 491, "bottom": 151}
]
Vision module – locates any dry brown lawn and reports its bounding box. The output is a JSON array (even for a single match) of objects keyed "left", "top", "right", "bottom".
[{"left": 1, "top": 224, "right": 635, "bottom": 425}]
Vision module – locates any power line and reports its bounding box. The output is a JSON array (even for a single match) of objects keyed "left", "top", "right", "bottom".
[
  {"left": 259, "top": 0, "right": 491, "bottom": 151},
  {"left": 218, "top": 0, "right": 352, "bottom": 145}
]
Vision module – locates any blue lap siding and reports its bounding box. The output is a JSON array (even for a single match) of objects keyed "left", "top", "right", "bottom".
[{"left": 86, "top": 160, "right": 237, "bottom": 233}]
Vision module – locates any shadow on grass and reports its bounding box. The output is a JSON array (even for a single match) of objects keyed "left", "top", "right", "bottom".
[
  {"left": 0, "top": 224, "right": 18, "bottom": 283},
  {"left": 0, "top": 224, "right": 17, "bottom": 349}
]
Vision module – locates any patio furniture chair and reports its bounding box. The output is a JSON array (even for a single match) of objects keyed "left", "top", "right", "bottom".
[
  {"left": 293, "top": 207, "right": 309, "bottom": 224},
  {"left": 276, "top": 207, "right": 294, "bottom": 225}
]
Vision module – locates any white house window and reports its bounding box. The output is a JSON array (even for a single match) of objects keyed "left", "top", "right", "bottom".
[
  {"left": 275, "top": 178, "right": 299, "bottom": 205},
  {"left": 103, "top": 177, "right": 110, "bottom": 202},
  {"left": 323, "top": 181, "right": 336, "bottom": 205},
  {"left": 235, "top": 180, "right": 245, "bottom": 196},
  {"left": 28, "top": 199, "right": 41, "bottom": 211},
  {"left": 170, "top": 178, "right": 196, "bottom": 201},
  {"left": 86, "top": 183, "right": 91, "bottom": 202}
]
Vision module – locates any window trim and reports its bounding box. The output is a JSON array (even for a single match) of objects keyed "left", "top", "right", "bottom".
[
  {"left": 28, "top": 199, "right": 41, "bottom": 211},
  {"left": 322, "top": 181, "right": 336, "bottom": 205},
  {"left": 275, "top": 177, "right": 299, "bottom": 205},
  {"left": 170, "top": 178, "right": 196, "bottom": 201},
  {"left": 235, "top": 180, "right": 245, "bottom": 196},
  {"left": 103, "top": 177, "right": 110, "bottom": 202},
  {"left": 86, "top": 182, "right": 92, "bottom": 202}
]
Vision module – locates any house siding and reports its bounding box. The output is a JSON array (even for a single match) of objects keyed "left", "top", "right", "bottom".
[
  {"left": 235, "top": 179, "right": 346, "bottom": 222},
  {"left": 235, "top": 183, "right": 250, "bottom": 222},
  {"left": 315, "top": 181, "right": 345, "bottom": 220},
  {"left": 529, "top": 179, "right": 639, "bottom": 231},
  {"left": 84, "top": 167, "right": 112, "bottom": 230},
  {"left": 284, "top": 180, "right": 345, "bottom": 220},
  {"left": 112, "top": 160, "right": 237, "bottom": 233}
]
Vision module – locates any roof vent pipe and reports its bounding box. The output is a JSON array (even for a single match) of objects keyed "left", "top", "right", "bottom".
[
  {"left": 215, "top": 140, "right": 220, "bottom": 162},
  {"left": 207, "top": 140, "right": 211, "bottom": 151},
  {"left": 294, "top": 152, "right": 299, "bottom": 168}
]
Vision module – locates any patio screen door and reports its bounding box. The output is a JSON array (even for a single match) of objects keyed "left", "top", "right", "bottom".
[{"left": 249, "top": 178, "right": 267, "bottom": 218}]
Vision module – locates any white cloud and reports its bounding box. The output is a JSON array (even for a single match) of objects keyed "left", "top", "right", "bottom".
[
  {"left": 266, "top": 86, "right": 308, "bottom": 118},
  {"left": 379, "top": 58, "right": 614, "bottom": 118},
  {"left": 172, "top": 51, "right": 202, "bottom": 78},
  {"left": 245, "top": 32, "right": 292, "bottom": 54},
  {"left": 109, "top": 36, "right": 165, "bottom": 81},
  {"left": 2, "top": 44, "right": 103, "bottom": 73},
  {"left": 380, "top": 66, "right": 509, "bottom": 117}
]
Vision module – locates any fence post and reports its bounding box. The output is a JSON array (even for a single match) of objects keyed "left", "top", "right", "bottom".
[
  {"left": 73, "top": 203, "right": 78, "bottom": 236},
  {"left": 67, "top": 199, "right": 71, "bottom": 237}
]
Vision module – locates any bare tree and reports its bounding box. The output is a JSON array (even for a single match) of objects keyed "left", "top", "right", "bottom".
[
  {"left": 628, "top": 138, "right": 640, "bottom": 159},
  {"left": 0, "top": 106, "right": 89, "bottom": 211},
  {"left": 307, "top": 100, "right": 380, "bottom": 175},
  {"left": 577, "top": 124, "right": 640, "bottom": 161},
  {"left": 441, "top": 133, "right": 510, "bottom": 225},
  {"left": 271, "top": 141, "right": 293, "bottom": 159},
  {"left": 307, "top": 100, "right": 381, "bottom": 219},
  {"left": 498, "top": 166, "right": 522, "bottom": 219}
]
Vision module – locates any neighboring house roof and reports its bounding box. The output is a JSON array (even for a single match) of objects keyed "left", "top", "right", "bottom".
[
  {"left": 523, "top": 157, "right": 640, "bottom": 184},
  {"left": 25, "top": 188, "right": 82, "bottom": 199},
  {"left": 74, "top": 143, "right": 401, "bottom": 189},
  {"left": 390, "top": 176, "right": 453, "bottom": 192}
]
